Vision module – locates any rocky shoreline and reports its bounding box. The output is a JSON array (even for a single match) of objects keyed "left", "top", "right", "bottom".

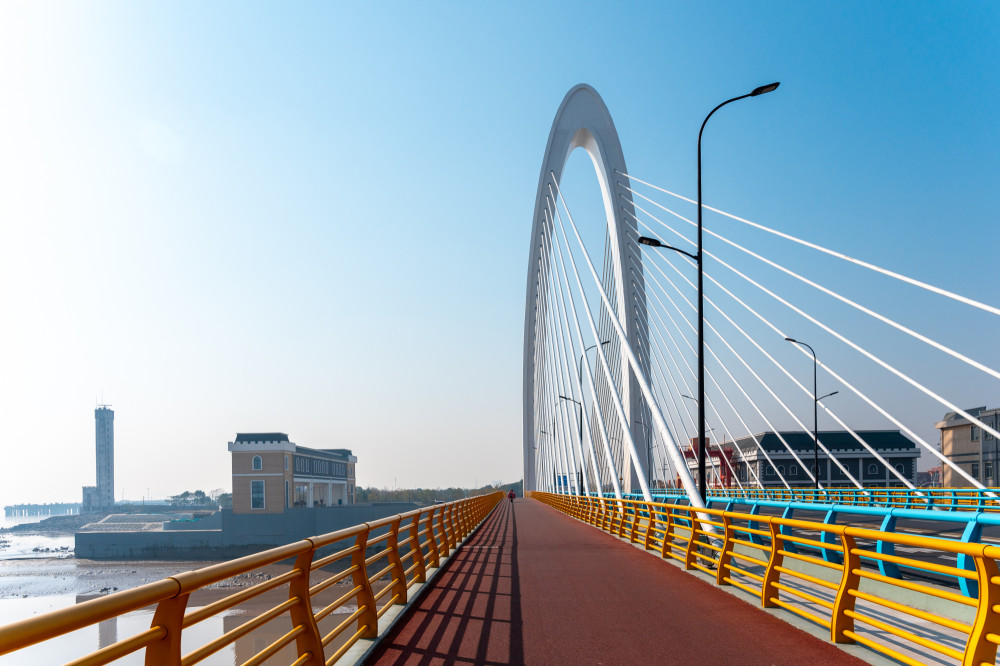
[{"left": 0, "top": 513, "right": 106, "bottom": 536}]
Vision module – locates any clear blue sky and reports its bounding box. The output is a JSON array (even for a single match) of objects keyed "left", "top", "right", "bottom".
[{"left": 0, "top": 2, "right": 996, "bottom": 504}]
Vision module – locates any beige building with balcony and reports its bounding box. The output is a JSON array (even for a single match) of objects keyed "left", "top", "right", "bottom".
[
  {"left": 936, "top": 406, "right": 1000, "bottom": 487},
  {"left": 228, "top": 433, "right": 357, "bottom": 514}
]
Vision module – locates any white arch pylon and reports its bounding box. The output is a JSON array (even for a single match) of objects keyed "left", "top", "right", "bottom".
[{"left": 522, "top": 85, "right": 703, "bottom": 508}]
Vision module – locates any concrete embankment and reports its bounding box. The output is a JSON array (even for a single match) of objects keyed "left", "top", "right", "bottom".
[{"left": 75, "top": 503, "right": 418, "bottom": 560}]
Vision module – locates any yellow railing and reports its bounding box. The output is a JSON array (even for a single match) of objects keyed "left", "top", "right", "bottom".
[
  {"left": 0, "top": 492, "right": 502, "bottom": 665},
  {"left": 531, "top": 491, "right": 1000, "bottom": 666}
]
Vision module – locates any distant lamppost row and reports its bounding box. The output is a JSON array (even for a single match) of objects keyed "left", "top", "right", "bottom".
[
  {"left": 638, "top": 81, "right": 779, "bottom": 502},
  {"left": 785, "top": 337, "right": 838, "bottom": 489}
]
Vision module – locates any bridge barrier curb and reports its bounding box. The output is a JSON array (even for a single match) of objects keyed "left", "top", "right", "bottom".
[
  {"left": 0, "top": 492, "right": 504, "bottom": 665},
  {"left": 531, "top": 491, "right": 1000, "bottom": 666}
]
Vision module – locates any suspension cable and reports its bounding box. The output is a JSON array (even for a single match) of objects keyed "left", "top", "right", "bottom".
[{"left": 618, "top": 171, "right": 1000, "bottom": 318}]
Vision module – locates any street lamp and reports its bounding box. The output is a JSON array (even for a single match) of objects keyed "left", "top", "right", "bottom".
[
  {"left": 785, "top": 337, "right": 838, "bottom": 489},
  {"left": 559, "top": 395, "right": 584, "bottom": 492},
  {"left": 638, "top": 81, "right": 780, "bottom": 502},
  {"left": 634, "top": 418, "right": 653, "bottom": 487},
  {"left": 579, "top": 340, "right": 612, "bottom": 384},
  {"left": 576, "top": 341, "right": 609, "bottom": 494}
]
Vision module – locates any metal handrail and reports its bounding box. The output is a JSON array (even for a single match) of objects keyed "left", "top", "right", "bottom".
[
  {"left": 533, "top": 491, "right": 1000, "bottom": 666},
  {"left": 0, "top": 492, "right": 503, "bottom": 665}
]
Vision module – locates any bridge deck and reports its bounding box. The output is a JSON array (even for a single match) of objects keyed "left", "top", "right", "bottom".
[{"left": 367, "top": 498, "right": 866, "bottom": 665}]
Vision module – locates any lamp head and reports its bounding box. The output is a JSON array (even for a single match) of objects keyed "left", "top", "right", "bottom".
[
  {"left": 637, "top": 236, "right": 663, "bottom": 248},
  {"left": 751, "top": 82, "right": 780, "bottom": 96},
  {"left": 784, "top": 337, "right": 797, "bottom": 343}
]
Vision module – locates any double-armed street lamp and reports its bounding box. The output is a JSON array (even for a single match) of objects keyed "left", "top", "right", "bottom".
[
  {"left": 573, "top": 340, "right": 609, "bottom": 492},
  {"left": 559, "top": 394, "right": 585, "bottom": 492},
  {"left": 785, "top": 337, "right": 838, "bottom": 489},
  {"left": 637, "top": 82, "right": 780, "bottom": 502}
]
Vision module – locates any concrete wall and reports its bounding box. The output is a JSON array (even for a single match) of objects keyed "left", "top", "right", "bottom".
[{"left": 75, "top": 503, "right": 420, "bottom": 560}]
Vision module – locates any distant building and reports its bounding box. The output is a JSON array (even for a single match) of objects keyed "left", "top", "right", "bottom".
[
  {"left": 936, "top": 406, "right": 1000, "bottom": 487},
  {"left": 83, "top": 406, "right": 115, "bottom": 511},
  {"left": 730, "top": 430, "right": 918, "bottom": 488},
  {"left": 682, "top": 439, "right": 737, "bottom": 488},
  {"left": 228, "top": 433, "right": 357, "bottom": 514}
]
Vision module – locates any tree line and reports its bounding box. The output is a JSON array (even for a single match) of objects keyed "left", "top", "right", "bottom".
[{"left": 355, "top": 481, "right": 522, "bottom": 506}]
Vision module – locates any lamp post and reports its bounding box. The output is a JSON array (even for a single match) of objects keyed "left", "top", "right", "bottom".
[
  {"left": 785, "top": 337, "right": 838, "bottom": 489},
  {"left": 638, "top": 81, "right": 780, "bottom": 502},
  {"left": 579, "top": 341, "right": 611, "bottom": 385},
  {"left": 559, "top": 395, "right": 584, "bottom": 492},
  {"left": 634, "top": 418, "right": 652, "bottom": 487},
  {"left": 575, "top": 340, "right": 609, "bottom": 492}
]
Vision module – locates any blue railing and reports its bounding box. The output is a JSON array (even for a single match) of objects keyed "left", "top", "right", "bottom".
[{"left": 586, "top": 489, "right": 1000, "bottom": 597}]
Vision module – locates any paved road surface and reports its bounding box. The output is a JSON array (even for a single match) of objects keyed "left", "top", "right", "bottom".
[{"left": 367, "top": 498, "right": 866, "bottom": 665}]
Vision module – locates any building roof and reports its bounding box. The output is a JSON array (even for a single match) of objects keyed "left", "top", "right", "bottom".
[
  {"left": 235, "top": 433, "right": 290, "bottom": 443},
  {"left": 732, "top": 430, "right": 916, "bottom": 454},
  {"left": 935, "top": 406, "right": 992, "bottom": 430},
  {"left": 296, "top": 445, "right": 353, "bottom": 461}
]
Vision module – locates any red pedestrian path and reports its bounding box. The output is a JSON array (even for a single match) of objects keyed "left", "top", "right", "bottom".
[{"left": 367, "top": 498, "right": 867, "bottom": 665}]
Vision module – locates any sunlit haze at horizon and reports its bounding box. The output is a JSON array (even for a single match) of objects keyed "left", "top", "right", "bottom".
[{"left": 0, "top": 2, "right": 997, "bottom": 505}]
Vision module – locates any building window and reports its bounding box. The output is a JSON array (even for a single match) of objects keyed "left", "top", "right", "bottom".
[
  {"left": 894, "top": 464, "right": 905, "bottom": 475},
  {"left": 251, "top": 480, "right": 265, "bottom": 510},
  {"left": 867, "top": 464, "right": 878, "bottom": 476},
  {"left": 972, "top": 426, "right": 980, "bottom": 441},
  {"left": 778, "top": 465, "right": 785, "bottom": 476},
  {"left": 972, "top": 462, "right": 980, "bottom": 478},
  {"left": 789, "top": 465, "right": 797, "bottom": 475},
  {"left": 987, "top": 462, "right": 994, "bottom": 480},
  {"left": 252, "top": 455, "right": 262, "bottom": 471},
  {"left": 766, "top": 465, "right": 774, "bottom": 477},
  {"left": 284, "top": 455, "right": 289, "bottom": 471}
]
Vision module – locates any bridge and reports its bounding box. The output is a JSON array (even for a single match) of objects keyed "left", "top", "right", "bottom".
[{"left": 1, "top": 84, "right": 998, "bottom": 665}]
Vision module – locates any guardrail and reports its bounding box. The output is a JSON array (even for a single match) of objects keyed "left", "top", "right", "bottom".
[
  {"left": 611, "top": 491, "right": 1000, "bottom": 598},
  {"left": 532, "top": 491, "right": 1000, "bottom": 666},
  {"left": 0, "top": 492, "right": 502, "bottom": 665},
  {"left": 634, "top": 487, "right": 1000, "bottom": 512}
]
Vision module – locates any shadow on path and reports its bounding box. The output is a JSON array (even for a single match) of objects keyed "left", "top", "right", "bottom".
[
  {"left": 366, "top": 498, "right": 522, "bottom": 665},
  {"left": 366, "top": 499, "right": 864, "bottom": 665}
]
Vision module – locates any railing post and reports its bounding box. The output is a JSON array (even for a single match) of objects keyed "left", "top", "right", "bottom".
[
  {"left": 627, "top": 502, "right": 640, "bottom": 543},
  {"left": 288, "top": 545, "right": 325, "bottom": 665},
  {"left": 448, "top": 503, "right": 461, "bottom": 544},
  {"left": 409, "top": 513, "right": 427, "bottom": 584},
  {"left": 964, "top": 546, "right": 1000, "bottom": 666},
  {"left": 830, "top": 530, "right": 860, "bottom": 643},
  {"left": 386, "top": 517, "right": 408, "bottom": 606},
  {"left": 438, "top": 505, "right": 453, "bottom": 554},
  {"left": 351, "top": 525, "right": 379, "bottom": 640},
  {"left": 716, "top": 514, "right": 733, "bottom": 586},
  {"left": 426, "top": 508, "right": 441, "bottom": 569},
  {"left": 144, "top": 591, "right": 189, "bottom": 665},
  {"left": 659, "top": 507, "right": 674, "bottom": 559},
  {"left": 761, "top": 519, "right": 783, "bottom": 608},
  {"left": 643, "top": 504, "right": 656, "bottom": 551},
  {"left": 684, "top": 509, "right": 699, "bottom": 570}
]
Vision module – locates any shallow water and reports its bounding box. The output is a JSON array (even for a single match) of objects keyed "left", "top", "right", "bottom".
[{"left": 0, "top": 533, "right": 74, "bottom": 561}]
